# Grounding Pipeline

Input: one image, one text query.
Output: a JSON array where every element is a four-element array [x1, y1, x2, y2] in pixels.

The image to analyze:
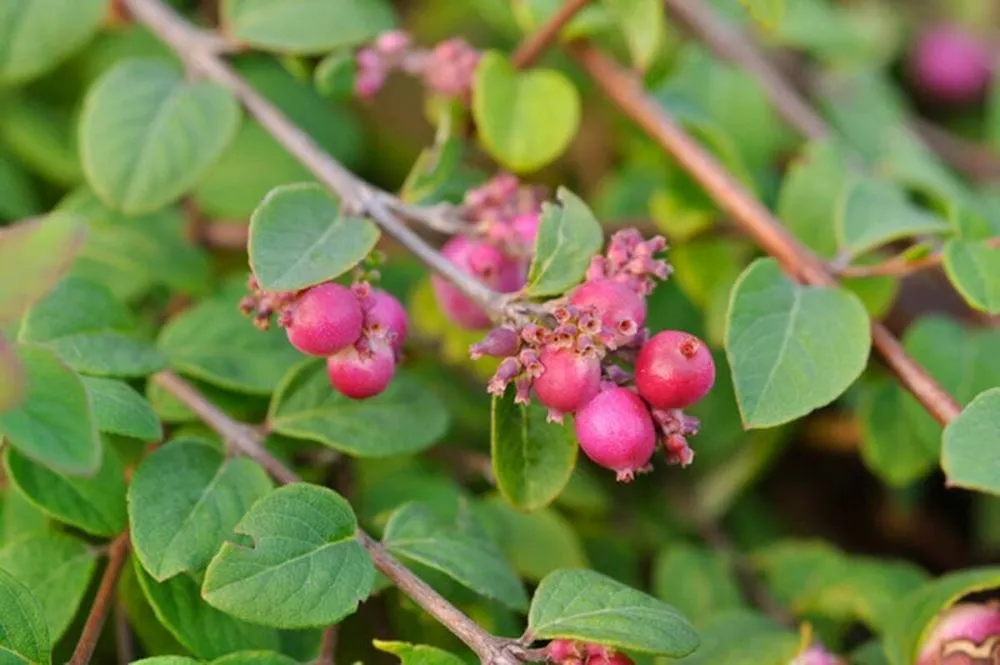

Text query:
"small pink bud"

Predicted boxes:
[[589, 653, 633, 665], [909, 26, 994, 105], [574, 386, 656, 482], [366, 289, 409, 353], [488, 357, 521, 396], [635, 331, 715, 410], [375, 30, 411, 56], [511, 212, 541, 247], [533, 348, 602, 415], [545, 640, 580, 662], [470, 327, 520, 359], [284, 283, 364, 357], [570, 279, 647, 346], [917, 602, 1000, 665], [327, 340, 396, 399]]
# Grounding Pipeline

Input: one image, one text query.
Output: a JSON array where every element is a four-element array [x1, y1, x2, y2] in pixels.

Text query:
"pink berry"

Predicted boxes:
[[589, 653, 633, 665], [284, 283, 363, 357], [570, 279, 646, 345], [635, 331, 715, 410], [533, 348, 601, 418], [545, 640, 580, 662], [792, 644, 844, 665], [431, 236, 525, 330], [909, 26, 994, 105], [511, 212, 541, 248], [327, 340, 396, 399], [574, 387, 656, 482], [917, 603, 1000, 665], [367, 289, 409, 353]]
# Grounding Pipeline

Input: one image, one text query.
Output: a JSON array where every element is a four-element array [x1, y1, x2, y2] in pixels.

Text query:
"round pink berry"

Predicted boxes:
[[545, 640, 580, 662], [533, 348, 601, 416], [431, 236, 525, 330], [917, 602, 1000, 665], [367, 289, 409, 353], [574, 387, 656, 482], [635, 331, 715, 410], [909, 25, 994, 105], [511, 212, 541, 248], [570, 279, 646, 345], [284, 283, 363, 357], [327, 340, 396, 400]]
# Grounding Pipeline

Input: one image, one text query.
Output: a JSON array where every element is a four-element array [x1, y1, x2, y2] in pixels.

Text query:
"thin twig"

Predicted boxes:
[[124, 0, 505, 317], [152, 371, 521, 665], [69, 534, 131, 665], [511, 0, 593, 69], [318, 625, 338, 665], [835, 236, 1000, 278], [114, 602, 135, 665], [569, 44, 963, 427]]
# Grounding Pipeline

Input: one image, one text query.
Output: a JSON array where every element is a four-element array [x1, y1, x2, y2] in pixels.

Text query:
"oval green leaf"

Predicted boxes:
[[0, 533, 97, 642], [858, 379, 935, 488], [383, 502, 528, 611], [82, 377, 163, 441], [0, 0, 105, 85], [0, 568, 50, 665], [942, 388, 1000, 494], [0, 337, 25, 416], [668, 609, 798, 665], [527, 568, 700, 656], [604, 0, 663, 71], [651, 544, 745, 628], [80, 58, 241, 215], [268, 360, 449, 457], [524, 188, 604, 298], [202, 483, 374, 628], [129, 438, 273, 581], [248, 183, 380, 292], [374, 641, 466, 665], [943, 239, 1000, 315], [725, 258, 871, 428], [4, 444, 126, 537], [472, 51, 581, 174], [222, 0, 396, 54], [0, 345, 101, 475], [490, 387, 577, 512]]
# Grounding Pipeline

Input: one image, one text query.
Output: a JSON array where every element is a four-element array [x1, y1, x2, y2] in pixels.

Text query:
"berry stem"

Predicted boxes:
[[152, 371, 522, 665], [69, 533, 131, 665]]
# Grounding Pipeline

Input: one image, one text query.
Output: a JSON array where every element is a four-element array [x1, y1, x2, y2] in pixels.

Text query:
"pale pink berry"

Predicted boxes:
[[909, 26, 994, 105], [635, 331, 715, 410], [533, 348, 601, 419], [917, 602, 1000, 665], [545, 640, 580, 662], [431, 236, 525, 330], [284, 283, 363, 357], [366, 289, 409, 353], [327, 340, 396, 399], [570, 279, 646, 345], [574, 387, 656, 482]]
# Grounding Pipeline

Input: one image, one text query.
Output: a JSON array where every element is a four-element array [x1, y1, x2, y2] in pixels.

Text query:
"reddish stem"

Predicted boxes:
[[69, 534, 131, 665]]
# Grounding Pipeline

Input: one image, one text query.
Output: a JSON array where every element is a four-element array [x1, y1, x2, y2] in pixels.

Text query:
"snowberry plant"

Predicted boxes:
[[2, 0, 1000, 664]]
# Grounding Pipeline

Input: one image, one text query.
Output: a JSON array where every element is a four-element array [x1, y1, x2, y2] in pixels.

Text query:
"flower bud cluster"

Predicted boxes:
[[354, 30, 481, 100], [545, 640, 633, 665]]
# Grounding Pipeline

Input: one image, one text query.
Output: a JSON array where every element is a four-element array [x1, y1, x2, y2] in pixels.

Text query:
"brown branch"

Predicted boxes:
[[114, 602, 135, 665], [69, 534, 131, 665], [152, 371, 522, 665], [511, 0, 593, 69], [318, 625, 338, 665], [569, 45, 963, 427], [124, 0, 507, 318], [836, 236, 1000, 278]]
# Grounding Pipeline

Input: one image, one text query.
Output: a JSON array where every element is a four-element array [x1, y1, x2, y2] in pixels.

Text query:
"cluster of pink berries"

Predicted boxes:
[[240, 278, 408, 400], [354, 30, 481, 100], [545, 640, 633, 665], [917, 602, 1000, 665]]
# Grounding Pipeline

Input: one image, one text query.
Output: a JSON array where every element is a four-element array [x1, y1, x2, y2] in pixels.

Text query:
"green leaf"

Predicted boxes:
[[268, 360, 449, 457], [604, 0, 663, 70], [132, 658, 199, 665], [858, 379, 935, 487], [18, 277, 132, 343], [739, 0, 784, 29], [374, 640, 466, 665], [883, 567, 1000, 665], [527, 569, 699, 656], [942, 388, 1000, 494], [0, 533, 97, 641], [4, 444, 126, 537], [0, 345, 100, 475], [942, 239, 1000, 315], [0, 151, 42, 221], [129, 438, 273, 581], [725, 259, 871, 428], [651, 544, 745, 628], [475, 496, 588, 582], [222, 0, 396, 54], [524, 188, 604, 298], [203, 483, 374, 628], [836, 178, 950, 260], [248, 183, 380, 292], [669, 609, 799, 665], [0, 568, 50, 665], [212, 653, 299, 665], [44, 331, 166, 378], [0, 214, 87, 326], [0, 337, 25, 416], [79, 58, 241, 215], [134, 560, 282, 660], [0, 487, 49, 546], [490, 387, 577, 511], [383, 502, 528, 611], [776, 140, 849, 259], [82, 377, 162, 441], [0, 96, 82, 187], [159, 297, 302, 395], [314, 51, 356, 100], [472, 51, 581, 173], [0, 0, 105, 85]]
